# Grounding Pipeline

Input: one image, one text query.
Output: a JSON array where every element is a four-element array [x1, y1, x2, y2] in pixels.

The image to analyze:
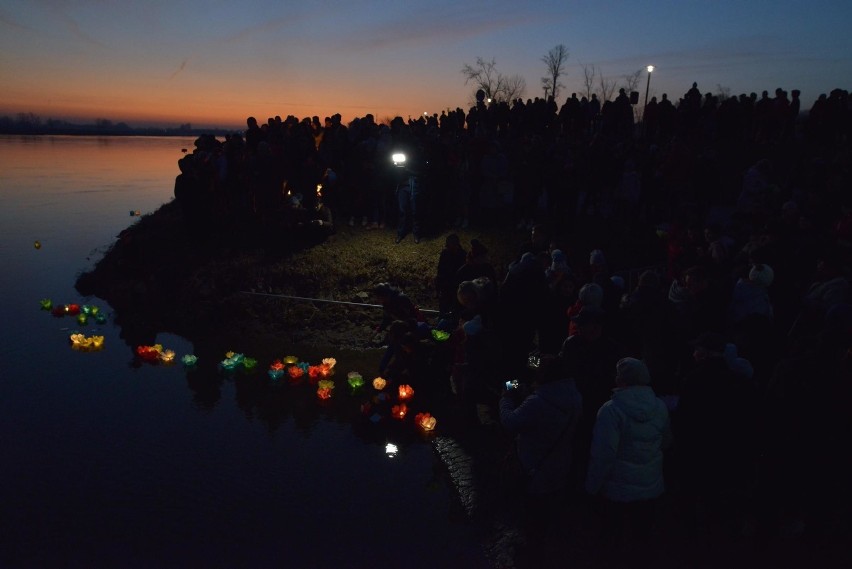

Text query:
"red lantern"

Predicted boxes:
[[308, 365, 322, 384], [269, 360, 285, 372], [398, 384, 415, 401], [391, 403, 408, 420], [66, 304, 80, 315], [317, 387, 332, 400]]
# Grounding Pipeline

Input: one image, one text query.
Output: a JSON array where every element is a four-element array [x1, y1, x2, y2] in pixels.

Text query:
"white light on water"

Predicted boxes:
[[385, 443, 399, 458]]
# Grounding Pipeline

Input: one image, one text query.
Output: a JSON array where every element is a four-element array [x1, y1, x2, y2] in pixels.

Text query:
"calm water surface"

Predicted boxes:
[[0, 136, 486, 568]]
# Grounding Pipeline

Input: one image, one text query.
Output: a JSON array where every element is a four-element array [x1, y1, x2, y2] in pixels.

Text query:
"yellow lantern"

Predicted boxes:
[[372, 376, 387, 390]]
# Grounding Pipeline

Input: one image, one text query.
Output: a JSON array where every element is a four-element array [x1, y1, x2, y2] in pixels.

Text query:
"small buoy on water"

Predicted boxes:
[[34, 240, 41, 249]]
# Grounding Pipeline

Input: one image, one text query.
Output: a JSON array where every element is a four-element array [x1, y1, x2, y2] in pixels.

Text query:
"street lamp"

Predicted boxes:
[[643, 65, 655, 110]]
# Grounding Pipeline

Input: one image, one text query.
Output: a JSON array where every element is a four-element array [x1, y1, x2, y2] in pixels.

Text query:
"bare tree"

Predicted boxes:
[[715, 83, 732, 101], [541, 44, 569, 100], [598, 72, 618, 102], [503, 74, 527, 102], [621, 69, 643, 96], [541, 77, 552, 98], [581, 64, 597, 100], [461, 57, 525, 103]]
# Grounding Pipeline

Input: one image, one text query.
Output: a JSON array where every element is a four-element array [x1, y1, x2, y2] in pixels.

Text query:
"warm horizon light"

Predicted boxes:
[[1, 0, 850, 129]]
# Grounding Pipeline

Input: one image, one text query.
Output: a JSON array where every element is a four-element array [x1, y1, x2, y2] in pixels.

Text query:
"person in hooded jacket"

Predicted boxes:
[[499, 354, 583, 562], [586, 357, 672, 560]]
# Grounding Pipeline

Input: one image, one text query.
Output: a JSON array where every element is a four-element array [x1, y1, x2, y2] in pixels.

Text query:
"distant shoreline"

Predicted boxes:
[[0, 127, 238, 137]]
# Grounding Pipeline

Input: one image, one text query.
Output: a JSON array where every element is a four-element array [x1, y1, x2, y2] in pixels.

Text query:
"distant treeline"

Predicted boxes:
[[0, 113, 238, 137]]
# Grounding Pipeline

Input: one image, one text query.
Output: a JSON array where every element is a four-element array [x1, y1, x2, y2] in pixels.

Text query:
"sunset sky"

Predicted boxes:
[[1, 0, 850, 129]]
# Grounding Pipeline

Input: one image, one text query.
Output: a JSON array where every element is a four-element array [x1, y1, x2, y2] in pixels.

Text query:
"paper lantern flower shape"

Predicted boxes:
[[317, 363, 332, 377], [415, 412, 437, 432], [181, 354, 198, 366], [391, 403, 408, 420], [136, 344, 163, 362], [347, 373, 365, 389], [220, 356, 239, 371], [94, 313, 107, 324], [34, 240, 41, 249], [317, 387, 333, 400], [40, 298, 53, 310], [158, 349, 176, 364], [70, 333, 104, 351], [76, 314, 88, 325], [224, 351, 244, 364], [431, 329, 450, 342], [288, 366, 305, 379], [322, 357, 337, 369], [308, 365, 323, 383], [398, 384, 415, 401], [66, 304, 80, 316], [372, 376, 387, 390], [242, 357, 258, 371], [282, 355, 299, 364], [268, 360, 285, 379], [317, 379, 335, 391]]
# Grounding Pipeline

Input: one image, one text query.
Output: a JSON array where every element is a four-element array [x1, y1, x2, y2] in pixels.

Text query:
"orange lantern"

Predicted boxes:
[[269, 360, 285, 372], [317, 387, 332, 400], [391, 403, 408, 420], [398, 384, 415, 401], [415, 412, 437, 432], [372, 376, 387, 390]]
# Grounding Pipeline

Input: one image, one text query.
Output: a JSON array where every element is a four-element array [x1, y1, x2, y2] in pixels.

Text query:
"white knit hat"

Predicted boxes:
[[748, 264, 774, 287]]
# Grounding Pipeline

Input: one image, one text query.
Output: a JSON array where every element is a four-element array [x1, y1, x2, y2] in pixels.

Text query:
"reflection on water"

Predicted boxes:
[[0, 136, 488, 568]]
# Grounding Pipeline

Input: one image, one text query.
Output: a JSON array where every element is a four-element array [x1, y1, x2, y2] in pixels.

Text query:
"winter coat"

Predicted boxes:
[[728, 278, 773, 324], [500, 378, 583, 494], [585, 386, 671, 502]]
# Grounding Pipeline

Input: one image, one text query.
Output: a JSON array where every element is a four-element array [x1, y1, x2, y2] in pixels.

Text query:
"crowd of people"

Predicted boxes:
[[172, 81, 851, 565]]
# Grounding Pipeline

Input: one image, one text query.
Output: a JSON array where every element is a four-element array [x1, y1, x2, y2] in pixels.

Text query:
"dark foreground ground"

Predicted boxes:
[[76, 203, 849, 569]]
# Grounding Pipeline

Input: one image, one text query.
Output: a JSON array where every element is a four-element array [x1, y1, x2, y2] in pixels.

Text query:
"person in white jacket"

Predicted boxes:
[[585, 357, 672, 555]]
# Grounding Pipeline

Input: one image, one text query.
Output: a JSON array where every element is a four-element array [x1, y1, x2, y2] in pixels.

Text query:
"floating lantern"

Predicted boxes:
[[317, 387, 333, 400], [70, 333, 104, 351], [94, 313, 107, 324], [181, 354, 198, 366], [431, 329, 450, 342], [69, 333, 85, 346], [137, 345, 162, 362], [297, 362, 309, 373], [89, 305, 100, 316], [317, 379, 335, 391], [34, 240, 41, 249], [282, 355, 299, 364], [308, 365, 323, 383], [415, 412, 437, 432], [288, 366, 304, 379], [322, 357, 337, 369], [269, 360, 285, 372], [398, 384, 415, 401], [40, 298, 52, 310], [66, 304, 80, 315], [242, 357, 258, 370], [91, 335, 104, 349], [391, 404, 408, 420], [159, 349, 176, 363], [268, 369, 284, 380], [372, 376, 387, 390], [220, 358, 238, 371], [347, 373, 365, 389], [81, 305, 93, 315], [76, 314, 88, 325], [318, 363, 332, 377]]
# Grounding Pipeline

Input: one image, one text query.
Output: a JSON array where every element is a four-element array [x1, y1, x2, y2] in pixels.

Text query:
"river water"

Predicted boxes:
[[0, 136, 488, 568]]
